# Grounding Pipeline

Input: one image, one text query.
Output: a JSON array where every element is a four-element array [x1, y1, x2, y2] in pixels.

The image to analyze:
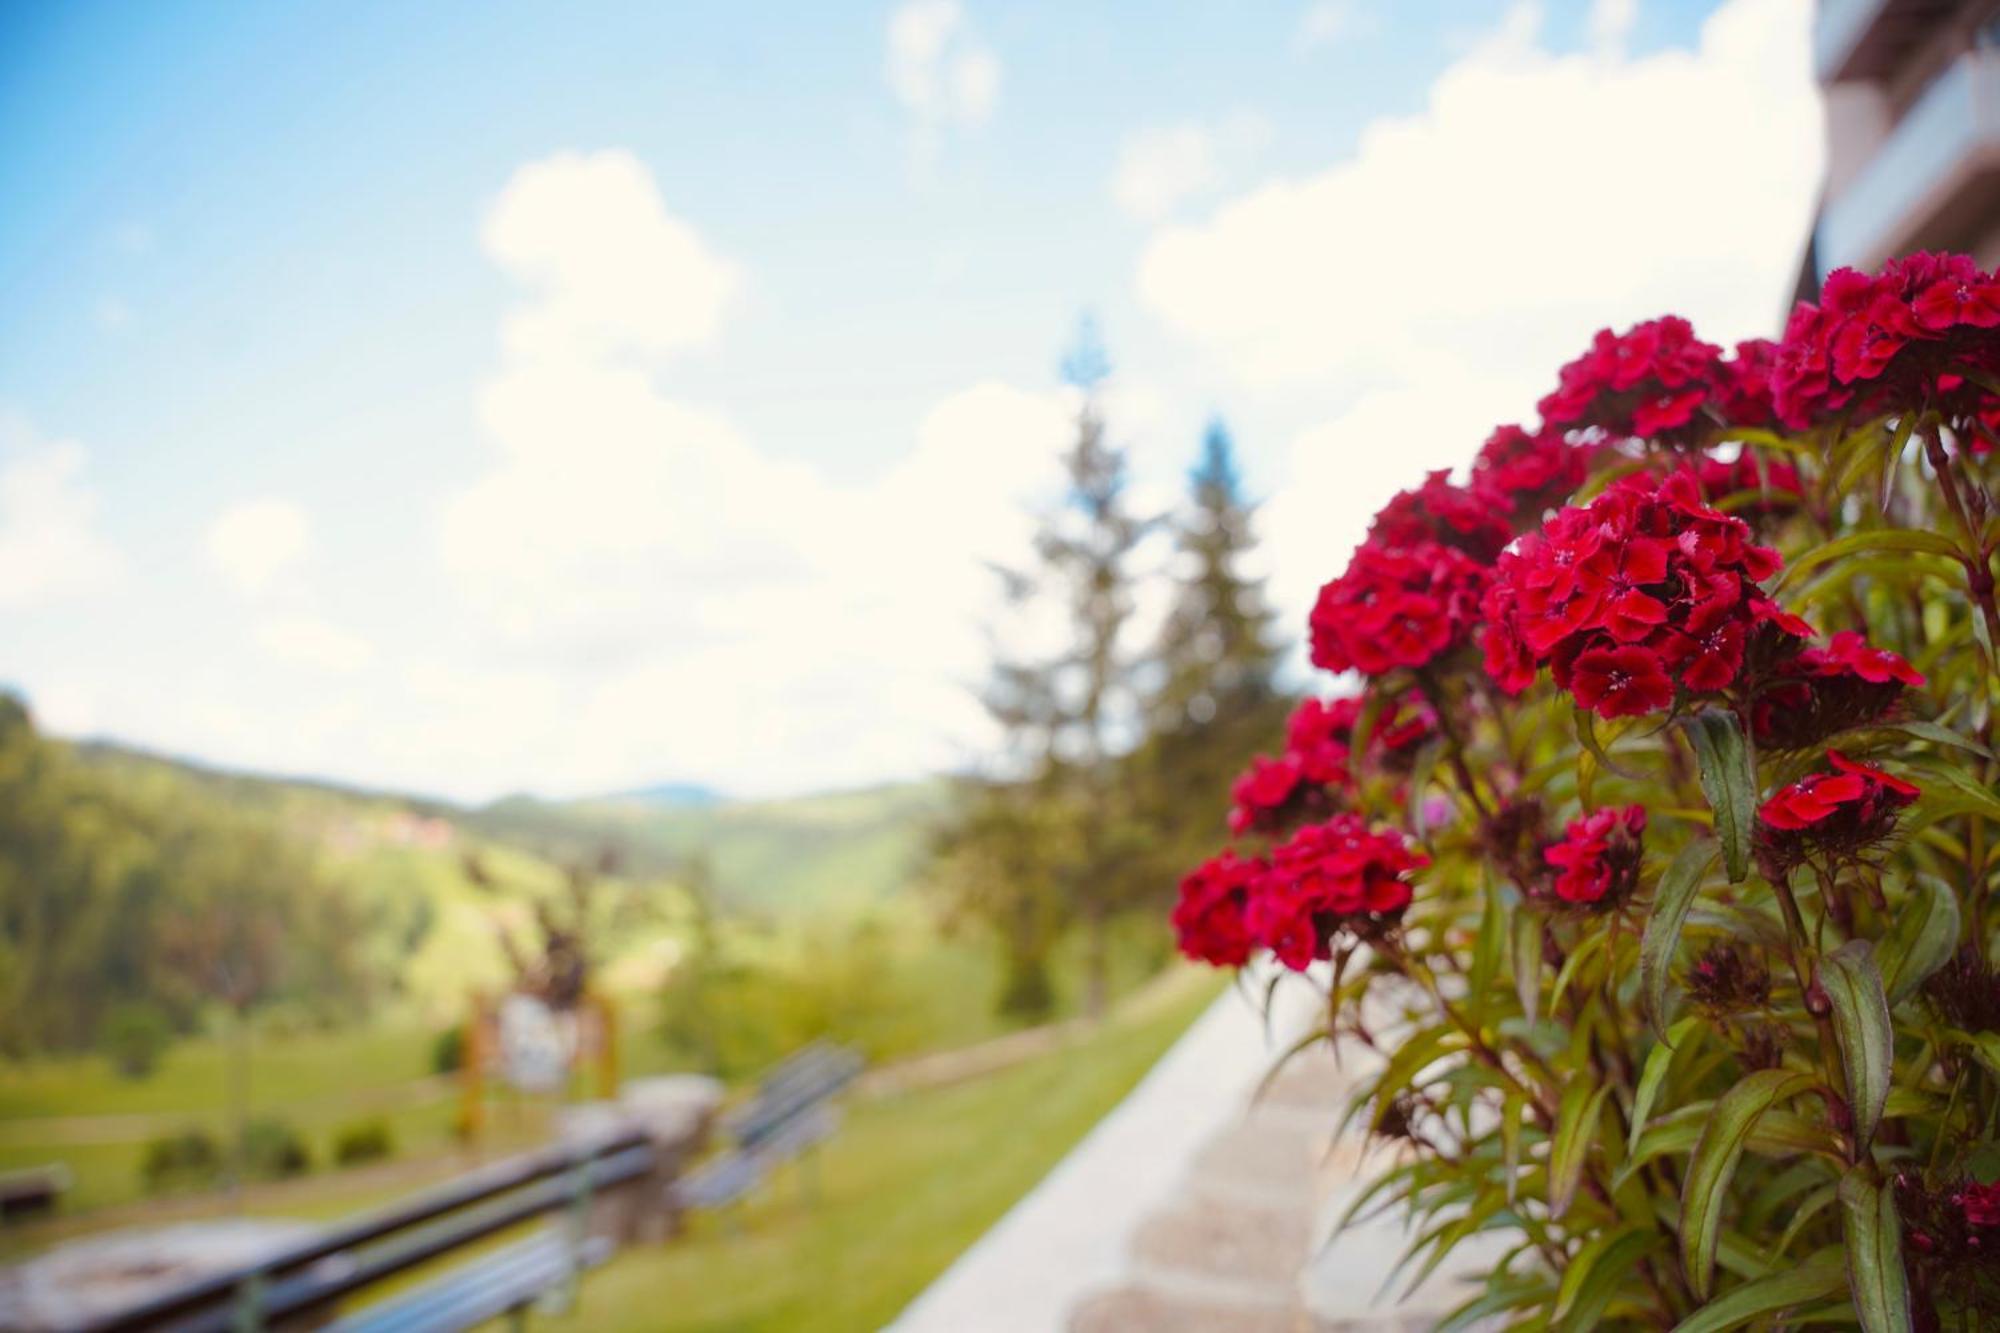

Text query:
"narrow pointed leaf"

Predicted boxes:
[[1820, 940, 1894, 1152], [1512, 910, 1543, 1028], [1681, 710, 1756, 883], [1641, 839, 1718, 1039], [1668, 1247, 1847, 1333], [1629, 1016, 1703, 1158], [1681, 1069, 1813, 1298], [1554, 1226, 1659, 1331], [1839, 1171, 1911, 1333], [1550, 1078, 1611, 1220], [1880, 875, 1961, 1007]]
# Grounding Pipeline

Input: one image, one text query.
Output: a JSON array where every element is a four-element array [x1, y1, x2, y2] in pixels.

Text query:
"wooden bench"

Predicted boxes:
[[671, 1041, 862, 1212], [330, 1227, 612, 1333], [0, 1163, 69, 1222]]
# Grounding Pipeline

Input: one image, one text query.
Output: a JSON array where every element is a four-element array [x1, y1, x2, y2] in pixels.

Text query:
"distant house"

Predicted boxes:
[[1808, 1, 2000, 283]]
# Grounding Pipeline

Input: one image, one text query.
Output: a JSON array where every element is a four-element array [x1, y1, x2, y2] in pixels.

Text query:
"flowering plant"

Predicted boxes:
[[1172, 252, 2000, 1330]]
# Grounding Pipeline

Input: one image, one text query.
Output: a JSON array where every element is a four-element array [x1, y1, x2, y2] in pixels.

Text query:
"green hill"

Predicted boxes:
[[470, 781, 947, 919]]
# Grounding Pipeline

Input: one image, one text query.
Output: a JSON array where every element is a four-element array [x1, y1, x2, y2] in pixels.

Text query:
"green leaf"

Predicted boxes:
[[1406, 736, 1447, 834], [1840, 1171, 1911, 1333], [1681, 1069, 1813, 1299], [1680, 710, 1756, 884], [1469, 872, 1505, 1005], [1641, 839, 1719, 1040], [1774, 527, 1965, 590], [1668, 1247, 1847, 1333], [1554, 1225, 1659, 1332], [1549, 1078, 1611, 1220], [1502, 1089, 1525, 1206], [1889, 718, 1997, 761], [1879, 874, 1961, 1007], [1819, 940, 1894, 1152], [1629, 1016, 1703, 1158], [1512, 910, 1543, 1028]]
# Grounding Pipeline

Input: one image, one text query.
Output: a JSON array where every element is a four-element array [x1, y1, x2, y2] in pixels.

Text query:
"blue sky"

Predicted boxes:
[[0, 0, 1821, 800]]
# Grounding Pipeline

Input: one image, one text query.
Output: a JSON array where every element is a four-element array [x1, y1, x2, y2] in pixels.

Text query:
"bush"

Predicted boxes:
[[141, 1127, 222, 1194], [1172, 253, 2000, 1328], [240, 1116, 311, 1181], [430, 1024, 465, 1075], [99, 1001, 174, 1080], [331, 1117, 394, 1167]]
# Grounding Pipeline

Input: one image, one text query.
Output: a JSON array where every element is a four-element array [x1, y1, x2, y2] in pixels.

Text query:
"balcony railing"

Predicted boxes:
[[1817, 44, 2000, 274]]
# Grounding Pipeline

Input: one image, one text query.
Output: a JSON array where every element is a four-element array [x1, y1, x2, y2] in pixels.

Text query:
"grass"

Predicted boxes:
[[561, 966, 1222, 1333], [0, 915, 1175, 1226]]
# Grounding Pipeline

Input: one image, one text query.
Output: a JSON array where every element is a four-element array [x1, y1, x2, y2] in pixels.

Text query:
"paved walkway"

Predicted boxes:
[[892, 970, 1508, 1332]]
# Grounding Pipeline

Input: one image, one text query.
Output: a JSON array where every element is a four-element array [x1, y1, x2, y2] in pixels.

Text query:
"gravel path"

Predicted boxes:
[[892, 968, 1511, 1332]]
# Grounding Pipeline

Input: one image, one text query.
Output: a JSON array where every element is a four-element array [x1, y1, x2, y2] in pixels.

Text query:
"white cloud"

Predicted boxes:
[[1137, 0, 1820, 636], [1590, 0, 1640, 57], [1295, 0, 1365, 51], [1140, 0, 1817, 390], [1110, 114, 1270, 223], [256, 616, 375, 674], [886, 0, 1001, 151], [427, 148, 1079, 796], [0, 417, 122, 608], [207, 498, 311, 596], [482, 150, 738, 364]]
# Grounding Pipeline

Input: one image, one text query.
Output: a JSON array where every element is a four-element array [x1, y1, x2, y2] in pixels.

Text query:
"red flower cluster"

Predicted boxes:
[[1285, 696, 1362, 782], [1227, 754, 1321, 836], [1754, 750, 1918, 878], [1171, 849, 1266, 968], [1481, 471, 1803, 717], [1895, 1170, 2000, 1318], [1538, 316, 1724, 445], [1367, 470, 1515, 563], [1773, 252, 2000, 428], [1472, 424, 1589, 521], [1249, 815, 1427, 969], [1310, 541, 1489, 678], [1541, 804, 1645, 906], [1713, 338, 1781, 428], [1752, 630, 1924, 750]]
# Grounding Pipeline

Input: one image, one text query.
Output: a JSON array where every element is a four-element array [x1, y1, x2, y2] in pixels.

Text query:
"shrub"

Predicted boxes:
[[140, 1127, 222, 1194], [1172, 252, 2000, 1329], [240, 1116, 311, 1181], [430, 1024, 465, 1076], [99, 1001, 174, 1080], [331, 1117, 394, 1167]]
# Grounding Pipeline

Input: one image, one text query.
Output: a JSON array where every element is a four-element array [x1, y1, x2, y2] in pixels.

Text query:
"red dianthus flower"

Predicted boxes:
[[1538, 316, 1724, 446], [1368, 470, 1515, 563], [1773, 252, 2000, 429], [1172, 850, 1266, 968], [1753, 750, 1918, 878], [1751, 630, 1924, 750], [1541, 804, 1646, 905], [1310, 540, 1490, 678], [1249, 815, 1427, 971], [1480, 471, 1803, 717]]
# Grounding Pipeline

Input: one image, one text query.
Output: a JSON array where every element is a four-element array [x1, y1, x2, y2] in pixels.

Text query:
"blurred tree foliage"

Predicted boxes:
[[0, 694, 375, 1059], [1131, 417, 1289, 879], [929, 332, 1287, 1021]]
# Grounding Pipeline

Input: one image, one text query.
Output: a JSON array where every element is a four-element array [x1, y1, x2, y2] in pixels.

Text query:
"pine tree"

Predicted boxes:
[[1135, 417, 1290, 877], [929, 318, 1157, 1021]]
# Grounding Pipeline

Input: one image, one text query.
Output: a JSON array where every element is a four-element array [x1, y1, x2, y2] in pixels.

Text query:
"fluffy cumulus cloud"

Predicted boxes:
[[886, 0, 1000, 149], [0, 416, 122, 608], [1136, 0, 1821, 619], [206, 497, 311, 596], [428, 150, 1074, 797], [256, 616, 375, 674], [481, 150, 738, 364], [1110, 114, 1270, 223]]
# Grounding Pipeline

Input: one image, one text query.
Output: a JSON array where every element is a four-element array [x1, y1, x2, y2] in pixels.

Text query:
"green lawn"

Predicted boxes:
[[561, 966, 1221, 1333]]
